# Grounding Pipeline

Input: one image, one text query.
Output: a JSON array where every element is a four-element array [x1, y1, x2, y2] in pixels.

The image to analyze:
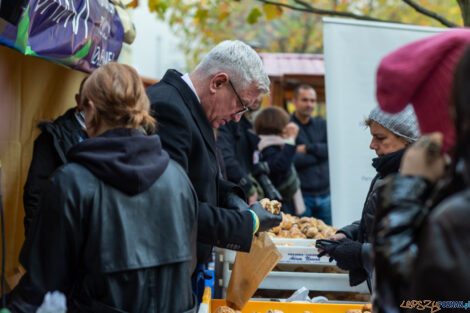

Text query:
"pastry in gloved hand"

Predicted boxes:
[[249, 201, 282, 233], [316, 238, 363, 271], [259, 198, 282, 214]]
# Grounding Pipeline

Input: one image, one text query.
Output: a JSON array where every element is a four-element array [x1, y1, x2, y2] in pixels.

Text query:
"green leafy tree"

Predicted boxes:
[[147, 0, 463, 67]]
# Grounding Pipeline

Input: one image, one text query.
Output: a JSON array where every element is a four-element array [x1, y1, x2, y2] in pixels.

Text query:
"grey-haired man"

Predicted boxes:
[[147, 40, 282, 301]]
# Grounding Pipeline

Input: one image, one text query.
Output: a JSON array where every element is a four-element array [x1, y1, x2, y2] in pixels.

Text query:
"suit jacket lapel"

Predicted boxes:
[[162, 70, 217, 157]]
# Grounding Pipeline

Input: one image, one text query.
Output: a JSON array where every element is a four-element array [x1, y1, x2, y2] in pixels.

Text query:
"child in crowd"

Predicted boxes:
[[254, 107, 306, 215]]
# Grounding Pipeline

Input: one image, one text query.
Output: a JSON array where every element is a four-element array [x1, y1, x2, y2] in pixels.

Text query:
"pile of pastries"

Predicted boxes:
[[258, 198, 336, 239], [267, 213, 337, 239]]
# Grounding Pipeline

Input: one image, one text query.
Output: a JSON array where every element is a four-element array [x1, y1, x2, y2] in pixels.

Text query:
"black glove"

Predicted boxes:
[[316, 238, 363, 271], [316, 239, 339, 262], [225, 193, 249, 211], [250, 201, 282, 233], [251, 162, 270, 176]]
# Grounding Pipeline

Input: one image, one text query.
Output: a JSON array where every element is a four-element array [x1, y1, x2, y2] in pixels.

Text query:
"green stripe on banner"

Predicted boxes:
[[57, 38, 92, 65], [15, 5, 30, 52], [25, 45, 38, 56]]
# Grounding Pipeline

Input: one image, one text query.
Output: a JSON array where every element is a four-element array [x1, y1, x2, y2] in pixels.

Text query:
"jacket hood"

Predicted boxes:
[[67, 128, 169, 195]]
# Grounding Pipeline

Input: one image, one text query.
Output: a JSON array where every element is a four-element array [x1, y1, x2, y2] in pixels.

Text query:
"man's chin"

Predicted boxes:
[[249, 105, 261, 112], [212, 120, 225, 128]]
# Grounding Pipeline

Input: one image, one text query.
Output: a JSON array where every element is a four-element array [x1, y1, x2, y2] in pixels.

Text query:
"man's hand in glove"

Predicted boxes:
[[249, 202, 282, 234], [317, 238, 363, 271]]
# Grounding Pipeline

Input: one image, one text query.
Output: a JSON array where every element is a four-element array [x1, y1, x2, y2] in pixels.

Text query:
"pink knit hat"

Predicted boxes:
[[376, 29, 470, 152]]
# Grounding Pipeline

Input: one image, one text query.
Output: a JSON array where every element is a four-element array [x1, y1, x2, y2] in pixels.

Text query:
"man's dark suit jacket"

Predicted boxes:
[[147, 69, 253, 265]]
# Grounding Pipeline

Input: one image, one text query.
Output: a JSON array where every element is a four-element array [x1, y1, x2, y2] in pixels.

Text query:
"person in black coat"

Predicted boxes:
[[23, 78, 88, 239], [318, 105, 419, 290], [7, 62, 198, 313], [146, 40, 282, 301], [216, 97, 262, 205]]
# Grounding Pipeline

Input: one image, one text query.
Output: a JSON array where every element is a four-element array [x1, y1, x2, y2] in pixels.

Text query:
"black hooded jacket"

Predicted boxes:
[[8, 128, 198, 313], [337, 149, 404, 286]]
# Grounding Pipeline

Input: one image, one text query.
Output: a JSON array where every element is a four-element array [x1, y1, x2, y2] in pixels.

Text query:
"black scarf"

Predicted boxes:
[[372, 148, 406, 179]]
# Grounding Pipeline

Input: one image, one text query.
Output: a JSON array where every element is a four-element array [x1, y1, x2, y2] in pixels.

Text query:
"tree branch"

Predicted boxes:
[[401, 0, 458, 27], [295, 0, 385, 21], [255, 0, 460, 28], [255, 0, 316, 13], [255, 0, 390, 23]]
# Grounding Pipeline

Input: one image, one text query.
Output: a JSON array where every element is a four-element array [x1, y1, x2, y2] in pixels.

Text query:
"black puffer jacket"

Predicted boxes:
[[338, 149, 404, 286], [23, 107, 87, 239], [374, 164, 470, 312], [8, 128, 198, 313]]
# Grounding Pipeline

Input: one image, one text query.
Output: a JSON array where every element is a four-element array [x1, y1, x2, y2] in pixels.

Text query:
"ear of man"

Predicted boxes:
[[75, 94, 81, 107], [209, 73, 229, 93]]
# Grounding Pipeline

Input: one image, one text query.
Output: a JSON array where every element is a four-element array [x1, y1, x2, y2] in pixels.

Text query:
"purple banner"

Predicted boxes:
[[0, 0, 124, 72]]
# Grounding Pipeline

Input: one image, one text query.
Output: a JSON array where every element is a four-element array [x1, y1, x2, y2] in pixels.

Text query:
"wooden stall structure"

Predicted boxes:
[[259, 53, 325, 115], [0, 45, 88, 288]]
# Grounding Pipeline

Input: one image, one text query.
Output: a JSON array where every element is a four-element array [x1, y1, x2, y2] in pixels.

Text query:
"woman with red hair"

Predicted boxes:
[[7, 62, 198, 313]]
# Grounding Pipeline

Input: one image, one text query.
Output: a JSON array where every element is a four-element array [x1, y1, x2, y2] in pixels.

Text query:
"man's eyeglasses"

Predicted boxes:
[[229, 80, 249, 115]]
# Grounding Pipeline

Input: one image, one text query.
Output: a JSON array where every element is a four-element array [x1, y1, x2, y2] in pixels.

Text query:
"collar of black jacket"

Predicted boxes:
[[161, 69, 218, 156], [38, 107, 88, 163], [291, 113, 313, 126], [67, 128, 170, 195], [372, 148, 405, 178], [162, 69, 201, 106]]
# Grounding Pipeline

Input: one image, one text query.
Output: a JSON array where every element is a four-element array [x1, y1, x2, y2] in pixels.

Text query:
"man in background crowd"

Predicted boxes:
[[291, 84, 331, 224]]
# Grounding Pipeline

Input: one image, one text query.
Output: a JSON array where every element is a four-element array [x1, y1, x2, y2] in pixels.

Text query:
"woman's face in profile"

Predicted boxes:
[[369, 121, 408, 157]]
